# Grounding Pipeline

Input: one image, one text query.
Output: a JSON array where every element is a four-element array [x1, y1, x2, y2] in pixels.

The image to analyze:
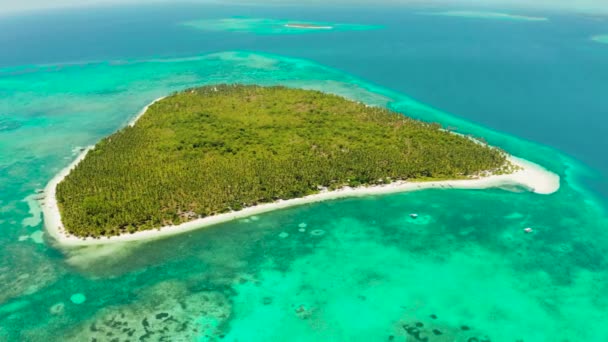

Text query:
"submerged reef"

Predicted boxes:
[[64, 281, 231, 341], [399, 319, 494, 341], [0, 245, 61, 304]]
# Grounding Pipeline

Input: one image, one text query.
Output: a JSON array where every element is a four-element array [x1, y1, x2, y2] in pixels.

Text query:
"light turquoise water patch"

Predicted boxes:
[[20, 195, 42, 228], [420, 11, 548, 22], [29, 230, 44, 244], [592, 34, 608, 44], [1, 51, 607, 340], [181, 17, 382, 35], [0, 299, 29, 314], [504, 212, 525, 220], [62, 281, 231, 340], [69, 293, 86, 304]]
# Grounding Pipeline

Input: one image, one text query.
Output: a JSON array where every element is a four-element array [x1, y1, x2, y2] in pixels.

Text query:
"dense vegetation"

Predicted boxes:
[[56, 85, 509, 237]]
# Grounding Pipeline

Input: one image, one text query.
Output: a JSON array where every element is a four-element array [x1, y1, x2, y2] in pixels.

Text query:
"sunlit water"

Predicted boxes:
[[1, 4, 607, 341]]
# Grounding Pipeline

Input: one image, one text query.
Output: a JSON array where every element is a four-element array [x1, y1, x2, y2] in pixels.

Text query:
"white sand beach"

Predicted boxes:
[[42, 99, 560, 247], [128, 96, 166, 126]]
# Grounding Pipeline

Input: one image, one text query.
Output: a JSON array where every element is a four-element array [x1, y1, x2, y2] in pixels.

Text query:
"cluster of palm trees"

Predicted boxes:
[[56, 85, 508, 237]]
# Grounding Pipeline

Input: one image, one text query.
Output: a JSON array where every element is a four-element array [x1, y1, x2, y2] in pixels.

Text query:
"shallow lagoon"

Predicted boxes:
[[1, 4, 608, 341]]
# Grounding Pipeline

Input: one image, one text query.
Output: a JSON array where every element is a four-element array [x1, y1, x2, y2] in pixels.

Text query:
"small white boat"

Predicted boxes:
[[410, 213, 418, 219]]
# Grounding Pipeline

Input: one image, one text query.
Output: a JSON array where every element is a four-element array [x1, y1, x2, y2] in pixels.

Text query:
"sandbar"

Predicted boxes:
[[421, 11, 548, 22], [284, 24, 333, 30]]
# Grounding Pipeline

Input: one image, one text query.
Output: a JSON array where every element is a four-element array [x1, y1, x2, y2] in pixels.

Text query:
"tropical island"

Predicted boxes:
[[43, 85, 559, 245]]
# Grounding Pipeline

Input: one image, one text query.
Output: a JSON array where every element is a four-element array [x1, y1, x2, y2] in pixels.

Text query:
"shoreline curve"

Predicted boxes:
[[42, 97, 561, 247]]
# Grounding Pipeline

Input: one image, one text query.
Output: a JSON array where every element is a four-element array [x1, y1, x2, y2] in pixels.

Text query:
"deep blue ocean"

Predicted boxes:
[[1, 3, 608, 340]]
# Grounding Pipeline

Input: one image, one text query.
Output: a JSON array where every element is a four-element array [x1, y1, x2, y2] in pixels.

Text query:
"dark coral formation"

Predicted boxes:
[[65, 282, 231, 341], [400, 319, 493, 342]]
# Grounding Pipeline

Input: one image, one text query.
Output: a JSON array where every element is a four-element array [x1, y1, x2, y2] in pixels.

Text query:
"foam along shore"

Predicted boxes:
[[42, 100, 560, 247], [128, 96, 166, 126]]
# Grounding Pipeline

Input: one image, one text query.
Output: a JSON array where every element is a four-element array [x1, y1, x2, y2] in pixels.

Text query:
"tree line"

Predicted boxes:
[[56, 85, 509, 237]]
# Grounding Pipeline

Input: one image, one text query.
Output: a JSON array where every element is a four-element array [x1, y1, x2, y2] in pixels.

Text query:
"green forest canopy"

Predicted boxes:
[[56, 85, 510, 237]]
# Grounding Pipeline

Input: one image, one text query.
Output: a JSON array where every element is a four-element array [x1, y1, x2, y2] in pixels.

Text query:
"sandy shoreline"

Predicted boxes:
[[42, 99, 560, 247], [128, 96, 166, 126]]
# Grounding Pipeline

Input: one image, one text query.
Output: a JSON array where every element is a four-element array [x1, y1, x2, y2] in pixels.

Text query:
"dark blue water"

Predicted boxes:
[[2, 4, 606, 203]]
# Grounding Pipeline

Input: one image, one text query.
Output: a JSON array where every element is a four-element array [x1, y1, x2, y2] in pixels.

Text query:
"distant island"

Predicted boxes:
[[284, 23, 333, 29], [420, 11, 548, 22], [44, 85, 559, 245], [181, 17, 382, 35]]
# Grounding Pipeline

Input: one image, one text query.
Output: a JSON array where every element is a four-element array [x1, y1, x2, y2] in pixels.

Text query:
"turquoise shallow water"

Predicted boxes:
[[1, 51, 607, 341], [419, 11, 548, 21], [1, 4, 608, 341]]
